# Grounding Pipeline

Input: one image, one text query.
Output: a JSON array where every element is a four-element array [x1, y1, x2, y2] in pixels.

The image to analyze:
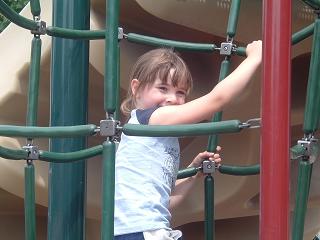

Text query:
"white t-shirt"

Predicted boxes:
[[114, 108, 180, 236]]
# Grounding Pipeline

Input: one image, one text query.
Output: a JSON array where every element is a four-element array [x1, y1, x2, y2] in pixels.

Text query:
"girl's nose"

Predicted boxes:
[[166, 94, 178, 104]]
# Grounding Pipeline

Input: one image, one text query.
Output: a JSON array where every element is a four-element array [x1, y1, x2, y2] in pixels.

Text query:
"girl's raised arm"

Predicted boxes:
[[149, 40, 262, 125]]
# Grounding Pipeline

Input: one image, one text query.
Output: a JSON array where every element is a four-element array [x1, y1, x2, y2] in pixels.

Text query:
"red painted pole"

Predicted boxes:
[[260, 1, 291, 240]]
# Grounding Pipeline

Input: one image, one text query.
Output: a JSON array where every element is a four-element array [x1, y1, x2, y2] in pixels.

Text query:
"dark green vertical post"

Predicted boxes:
[[292, 160, 313, 240], [105, 0, 120, 114], [205, 175, 214, 240], [101, 141, 116, 240], [48, 0, 90, 239], [25, 31, 42, 240], [25, 164, 36, 240], [227, 0, 241, 38], [303, 19, 320, 134], [207, 59, 230, 151]]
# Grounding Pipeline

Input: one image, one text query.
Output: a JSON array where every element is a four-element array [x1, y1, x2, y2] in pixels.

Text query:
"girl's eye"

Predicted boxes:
[[177, 91, 186, 97], [158, 86, 168, 92]]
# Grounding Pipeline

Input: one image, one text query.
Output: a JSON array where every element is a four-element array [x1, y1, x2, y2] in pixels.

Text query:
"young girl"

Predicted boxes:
[[114, 41, 262, 240]]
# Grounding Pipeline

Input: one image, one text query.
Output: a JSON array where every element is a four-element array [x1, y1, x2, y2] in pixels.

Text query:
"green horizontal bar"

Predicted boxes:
[[46, 26, 105, 39], [0, 0, 37, 30], [39, 145, 103, 163], [234, 46, 246, 57], [292, 23, 314, 45], [0, 145, 28, 160], [126, 33, 217, 52], [177, 167, 199, 179], [0, 124, 97, 138], [218, 164, 260, 175], [123, 120, 241, 137]]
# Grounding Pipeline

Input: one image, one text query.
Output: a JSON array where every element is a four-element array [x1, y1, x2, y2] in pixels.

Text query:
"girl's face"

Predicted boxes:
[[132, 69, 187, 109]]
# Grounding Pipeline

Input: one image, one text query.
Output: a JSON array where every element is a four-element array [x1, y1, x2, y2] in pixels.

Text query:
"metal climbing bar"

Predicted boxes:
[[27, 37, 41, 126], [0, 145, 28, 159], [30, 0, 41, 17], [261, 0, 291, 239], [0, 144, 103, 162], [126, 33, 217, 52], [46, 27, 105, 39], [39, 145, 103, 163], [123, 120, 242, 137], [207, 59, 231, 152], [0, 0, 37, 30], [25, 164, 36, 240], [226, 0, 241, 38], [177, 167, 199, 179], [205, 176, 214, 240], [219, 164, 260, 175], [303, 19, 320, 134], [292, 23, 314, 45], [0, 124, 96, 138], [105, 0, 120, 114], [101, 141, 116, 240], [292, 161, 313, 240]]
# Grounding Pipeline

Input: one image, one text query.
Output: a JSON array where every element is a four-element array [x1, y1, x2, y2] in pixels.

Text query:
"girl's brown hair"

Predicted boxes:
[[121, 48, 193, 116]]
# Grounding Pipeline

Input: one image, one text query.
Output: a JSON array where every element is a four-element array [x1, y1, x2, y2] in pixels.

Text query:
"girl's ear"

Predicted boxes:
[[131, 79, 140, 96]]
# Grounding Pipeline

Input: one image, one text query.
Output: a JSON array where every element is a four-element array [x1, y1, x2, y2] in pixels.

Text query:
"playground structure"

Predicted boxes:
[[0, 0, 320, 239]]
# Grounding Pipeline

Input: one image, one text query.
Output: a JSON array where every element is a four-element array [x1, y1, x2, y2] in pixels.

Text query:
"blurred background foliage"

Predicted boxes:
[[0, 0, 29, 32]]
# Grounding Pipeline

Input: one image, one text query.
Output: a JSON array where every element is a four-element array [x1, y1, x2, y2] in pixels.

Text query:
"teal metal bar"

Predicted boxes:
[[39, 145, 103, 163], [205, 175, 214, 240], [235, 46, 246, 56], [48, 0, 90, 238], [25, 163, 36, 240], [177, 167, 199, 179], [123, 120, 241, 137], [101, 141, 116, 240], [207, 59, 231, 152], [0, 145, 28, 159], [218, 164, 260, 175], [0, 124, 96, 138], [226, 0, 241, 38], [27, 37, 42, 126], [303, 19, 320, 134], [105, 0, 120, 114], [292, 160, 313, 240], [46, 26, 105, 39], [292, 23, 314, 45], [0, 0, 37, 30], [30, 0, 41, 17], [126, 33, 217, 52]]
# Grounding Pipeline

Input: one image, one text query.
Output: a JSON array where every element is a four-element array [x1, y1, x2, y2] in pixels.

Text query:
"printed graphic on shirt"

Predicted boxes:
[[162, 147, 180, 189]]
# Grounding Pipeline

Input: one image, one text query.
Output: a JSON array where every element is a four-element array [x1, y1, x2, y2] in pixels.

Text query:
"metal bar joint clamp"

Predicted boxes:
[[297, 136, 319, 163]]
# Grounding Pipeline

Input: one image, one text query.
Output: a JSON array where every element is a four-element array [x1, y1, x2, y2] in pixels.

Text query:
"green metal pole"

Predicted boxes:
[[27, 37, 41, 127], [48, 0, 90, 239], [101, 141, 116, 240], [207, 59, 231, 152], [105, 0, 120, 114], [292, 160, 313, 240], [227, 0, 241, 38], [303, 19, 320, 134], [205, 175, 214, 240], [25, 29, 42, 240], [25, 163, 36, 240]]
